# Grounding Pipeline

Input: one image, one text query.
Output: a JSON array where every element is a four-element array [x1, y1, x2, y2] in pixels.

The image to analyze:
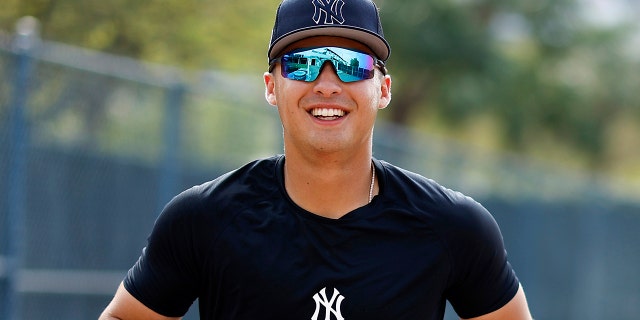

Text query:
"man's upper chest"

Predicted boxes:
[[200, 209, 450, 319]]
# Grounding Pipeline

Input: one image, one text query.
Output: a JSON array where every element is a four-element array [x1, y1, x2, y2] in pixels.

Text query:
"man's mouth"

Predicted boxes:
[[311, 108, 346, 120]]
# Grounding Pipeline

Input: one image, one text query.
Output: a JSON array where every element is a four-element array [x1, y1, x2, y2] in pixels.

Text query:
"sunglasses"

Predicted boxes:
[[269, 46, 386, 83]]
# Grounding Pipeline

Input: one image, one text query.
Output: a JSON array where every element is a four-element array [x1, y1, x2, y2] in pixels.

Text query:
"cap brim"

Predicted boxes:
[[268, 26, 390, 61]]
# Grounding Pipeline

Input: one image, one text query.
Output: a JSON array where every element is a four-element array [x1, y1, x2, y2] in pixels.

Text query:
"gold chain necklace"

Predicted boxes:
[[368, 161, 375, 203]]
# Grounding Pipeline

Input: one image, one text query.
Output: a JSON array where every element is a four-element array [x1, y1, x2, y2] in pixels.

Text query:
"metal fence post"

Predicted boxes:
[[3, 16, 39, 320], [158, 82, 185, 214]]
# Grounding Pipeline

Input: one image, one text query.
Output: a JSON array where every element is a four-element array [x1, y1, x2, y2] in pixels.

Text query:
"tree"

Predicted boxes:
[[3, 0, 639, 169], [378, 0, 640, 168], [1, 0, 281, 71]]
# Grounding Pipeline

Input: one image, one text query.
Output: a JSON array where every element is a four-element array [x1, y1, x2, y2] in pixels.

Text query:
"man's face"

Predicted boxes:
[[264, 36, 392, 157]]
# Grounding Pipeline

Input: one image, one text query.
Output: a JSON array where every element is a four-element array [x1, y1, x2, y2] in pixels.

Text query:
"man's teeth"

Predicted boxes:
[[311, 108, 345, 117]]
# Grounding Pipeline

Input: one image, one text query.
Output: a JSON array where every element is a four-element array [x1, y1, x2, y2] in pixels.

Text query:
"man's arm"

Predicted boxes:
[[99, 282, 182, 320], [463, 284, 532, 320]]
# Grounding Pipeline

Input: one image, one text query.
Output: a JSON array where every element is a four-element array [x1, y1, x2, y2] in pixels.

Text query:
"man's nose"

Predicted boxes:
[[313, 61, 342, 95], [316, 61, 341, 81]]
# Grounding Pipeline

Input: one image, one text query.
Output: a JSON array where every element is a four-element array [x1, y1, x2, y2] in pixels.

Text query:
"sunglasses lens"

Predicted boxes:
[[280, 47, 377, 83]]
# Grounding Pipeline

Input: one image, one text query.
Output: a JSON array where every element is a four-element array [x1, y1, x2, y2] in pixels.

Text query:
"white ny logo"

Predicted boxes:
[[311, 0, 346, 25], [311, 287, 345, 320]]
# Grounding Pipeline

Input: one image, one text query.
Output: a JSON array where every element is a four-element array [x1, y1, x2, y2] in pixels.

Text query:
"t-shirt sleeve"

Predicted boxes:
[[442, 195, 520, 319], [123, 188, 203, 317]]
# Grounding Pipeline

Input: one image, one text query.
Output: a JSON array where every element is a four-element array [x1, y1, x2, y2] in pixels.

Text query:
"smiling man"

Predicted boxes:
[[100, 0, 533, 319]]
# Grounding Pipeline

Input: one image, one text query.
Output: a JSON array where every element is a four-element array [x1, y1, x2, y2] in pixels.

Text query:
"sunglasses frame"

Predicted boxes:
[[269, 46, 387, 83]]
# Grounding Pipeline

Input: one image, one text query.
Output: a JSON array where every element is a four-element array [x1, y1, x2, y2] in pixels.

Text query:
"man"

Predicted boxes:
[[100, 0, 532, 319]]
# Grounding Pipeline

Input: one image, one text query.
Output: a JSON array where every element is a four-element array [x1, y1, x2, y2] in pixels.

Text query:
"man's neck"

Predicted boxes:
[[283, 151, 377, 219]]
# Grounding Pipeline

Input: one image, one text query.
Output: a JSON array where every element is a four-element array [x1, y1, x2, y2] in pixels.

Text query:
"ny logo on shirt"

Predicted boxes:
[[311, 287, 345, 320], [311, 0, 346, 25]]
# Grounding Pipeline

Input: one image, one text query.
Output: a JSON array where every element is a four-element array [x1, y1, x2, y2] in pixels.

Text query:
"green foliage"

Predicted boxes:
[[378, 0, 640, 169], [2, 0, 639, 171], [1, 0, 281, 70]]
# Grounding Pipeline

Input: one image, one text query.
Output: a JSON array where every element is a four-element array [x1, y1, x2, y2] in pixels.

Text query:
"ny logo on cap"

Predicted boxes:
[[312, 0, 345, 25]]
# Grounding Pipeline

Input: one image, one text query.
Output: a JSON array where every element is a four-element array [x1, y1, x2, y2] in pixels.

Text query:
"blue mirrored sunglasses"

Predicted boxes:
[[269, 46, 386, 83]]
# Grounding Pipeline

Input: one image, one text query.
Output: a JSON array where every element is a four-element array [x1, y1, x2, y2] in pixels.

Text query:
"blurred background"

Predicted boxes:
[[1, 0, 639, 319]]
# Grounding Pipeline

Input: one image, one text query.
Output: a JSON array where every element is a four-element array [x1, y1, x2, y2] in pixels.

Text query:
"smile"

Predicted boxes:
[[311, 108, 346, 120]]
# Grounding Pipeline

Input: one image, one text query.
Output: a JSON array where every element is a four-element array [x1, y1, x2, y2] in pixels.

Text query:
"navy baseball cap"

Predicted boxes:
[[268, 0, 391, 62]]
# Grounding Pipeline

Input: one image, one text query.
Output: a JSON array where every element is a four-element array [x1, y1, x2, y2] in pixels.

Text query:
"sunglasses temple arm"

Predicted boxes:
[[376, 60, 387, 75]]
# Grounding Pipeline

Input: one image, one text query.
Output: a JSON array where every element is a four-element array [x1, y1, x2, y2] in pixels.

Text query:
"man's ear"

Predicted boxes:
[[264, 72, 277, 106], [378, 74, 392, 109]]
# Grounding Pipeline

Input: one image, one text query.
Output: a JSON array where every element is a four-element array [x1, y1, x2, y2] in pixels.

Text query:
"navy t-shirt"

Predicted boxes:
[[124, 155, 519, 319]]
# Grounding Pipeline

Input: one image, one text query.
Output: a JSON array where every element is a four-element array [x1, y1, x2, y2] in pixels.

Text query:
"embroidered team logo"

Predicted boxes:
[[312, 0, 346, 25], [311, 287, 345, 320]]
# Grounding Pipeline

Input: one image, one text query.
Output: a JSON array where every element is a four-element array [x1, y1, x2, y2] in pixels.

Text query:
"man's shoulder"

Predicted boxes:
[[159, 156, 282, 222], [379, 160, 493, 232], [185, 155, 281, 197], [379, 160, 478, 208]]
